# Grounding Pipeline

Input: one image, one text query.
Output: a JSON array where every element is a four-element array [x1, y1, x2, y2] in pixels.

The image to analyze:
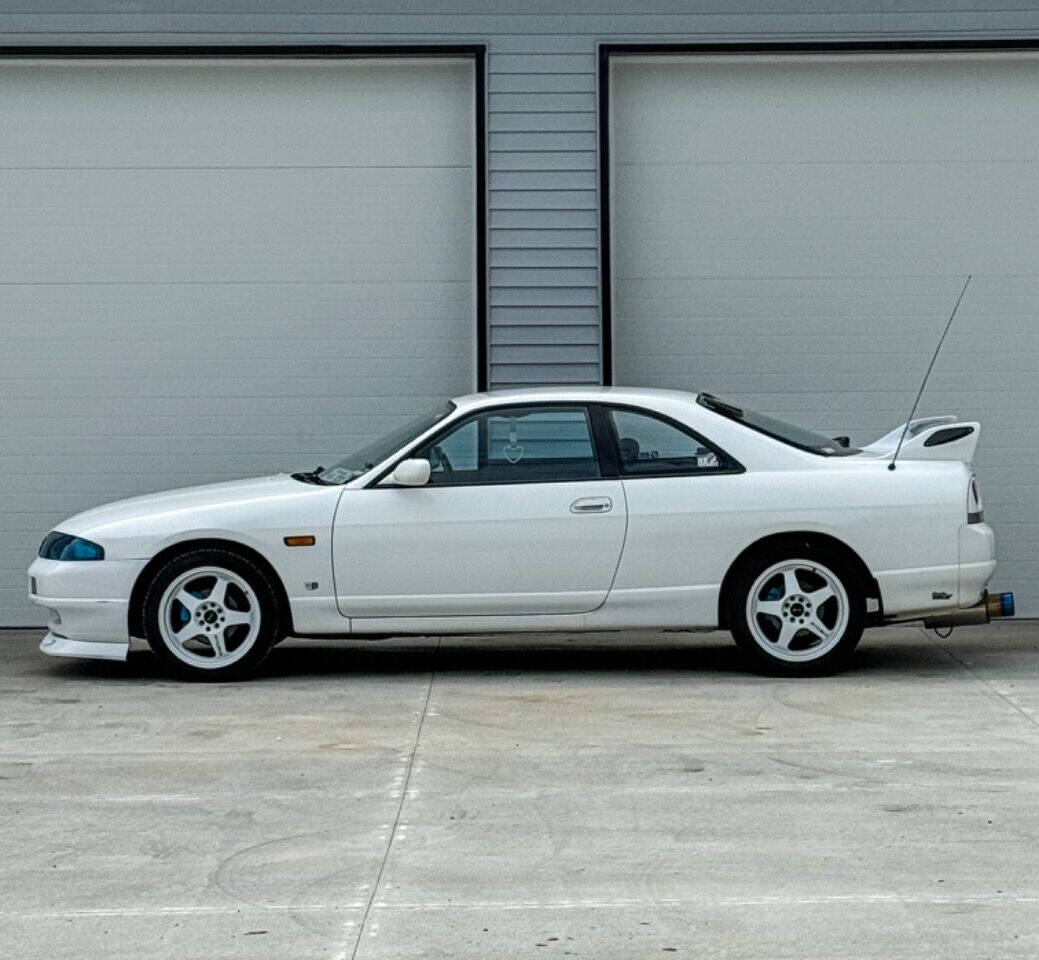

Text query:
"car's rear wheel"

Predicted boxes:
[[142, 548, 278, 681], [727, 544, 865, 676]]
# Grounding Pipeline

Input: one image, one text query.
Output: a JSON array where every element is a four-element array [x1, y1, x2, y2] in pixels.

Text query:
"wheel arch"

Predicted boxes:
[[717, 531, 882, 629], [128, 537, 294, 640]]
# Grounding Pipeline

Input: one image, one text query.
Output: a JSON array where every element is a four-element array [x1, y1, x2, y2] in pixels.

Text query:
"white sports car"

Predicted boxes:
[[28, 387, 1012, 680]]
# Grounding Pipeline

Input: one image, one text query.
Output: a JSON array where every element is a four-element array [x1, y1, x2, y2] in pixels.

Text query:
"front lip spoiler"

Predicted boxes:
[[39, 633, 128, 662]]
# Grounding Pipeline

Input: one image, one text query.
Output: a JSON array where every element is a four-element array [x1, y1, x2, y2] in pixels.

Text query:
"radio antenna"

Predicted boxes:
[[888, 274, 972, 471]]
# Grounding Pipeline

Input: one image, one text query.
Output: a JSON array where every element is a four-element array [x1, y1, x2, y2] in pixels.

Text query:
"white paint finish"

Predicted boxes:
[[29, 597, 131, 645], [333, 480, 626, 616], [26, 387, 998, 659], [612, 450, 975, 624], [609, 51, 1039, 613], [53, 473, 342, 562], [959, 522, 998, 608], [859, 416, 980, 463], [38, 633, 129, 661], [0, 57, 476, 625], [28, 556, 143, 601], [28, 556, 142, 642], [27, 472, 344, 638]]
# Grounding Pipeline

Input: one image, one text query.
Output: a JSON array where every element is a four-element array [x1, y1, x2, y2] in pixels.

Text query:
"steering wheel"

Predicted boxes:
[[430, 444, 454, 478]]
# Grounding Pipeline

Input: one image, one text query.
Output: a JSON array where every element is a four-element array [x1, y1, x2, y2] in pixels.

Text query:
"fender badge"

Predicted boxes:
[[284, 535, 316, 547], [931, 591, 952, 600]]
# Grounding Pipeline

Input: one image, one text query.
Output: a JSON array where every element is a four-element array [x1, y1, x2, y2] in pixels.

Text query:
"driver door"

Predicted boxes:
[[332, 404, 626, 618]]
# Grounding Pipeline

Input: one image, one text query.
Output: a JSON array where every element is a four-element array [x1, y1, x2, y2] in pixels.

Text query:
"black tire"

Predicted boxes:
[[726, 541, 866, 676], [141, 547, 280, 681]]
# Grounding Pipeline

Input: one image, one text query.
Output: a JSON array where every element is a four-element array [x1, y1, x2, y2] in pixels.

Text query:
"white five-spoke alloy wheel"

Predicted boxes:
[[142, 547, 280, 680], [158, 565, 261, 669], [745, 559, 850, 662], [727, 542, 865, 675]]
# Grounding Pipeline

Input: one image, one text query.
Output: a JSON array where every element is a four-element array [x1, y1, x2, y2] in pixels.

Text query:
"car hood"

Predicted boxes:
[[58, 473, 342, 556]]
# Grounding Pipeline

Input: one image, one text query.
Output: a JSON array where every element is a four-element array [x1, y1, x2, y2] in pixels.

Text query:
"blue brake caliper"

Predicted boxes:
[[178, 589, 206, 624]]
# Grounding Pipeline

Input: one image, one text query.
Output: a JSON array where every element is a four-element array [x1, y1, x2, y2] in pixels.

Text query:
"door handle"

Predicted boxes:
[[570, 497, 612, 514]]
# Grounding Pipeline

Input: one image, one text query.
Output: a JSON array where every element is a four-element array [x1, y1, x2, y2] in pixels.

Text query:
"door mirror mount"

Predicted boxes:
[[386, 458, 431, 487]]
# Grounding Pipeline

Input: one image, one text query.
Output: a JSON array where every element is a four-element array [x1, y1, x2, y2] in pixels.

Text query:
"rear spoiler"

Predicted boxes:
[[859, 416, 980, 463]]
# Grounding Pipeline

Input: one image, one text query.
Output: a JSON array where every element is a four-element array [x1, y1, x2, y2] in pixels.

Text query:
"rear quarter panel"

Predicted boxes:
[[607, 456, 968, 625]]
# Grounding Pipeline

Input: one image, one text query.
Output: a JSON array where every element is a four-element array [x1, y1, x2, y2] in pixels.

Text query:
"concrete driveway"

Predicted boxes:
[[1, 623, 1037, 959]]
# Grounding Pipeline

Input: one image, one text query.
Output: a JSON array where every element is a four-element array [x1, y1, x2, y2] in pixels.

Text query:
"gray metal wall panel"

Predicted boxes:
[[3, 7, 1039, 385]]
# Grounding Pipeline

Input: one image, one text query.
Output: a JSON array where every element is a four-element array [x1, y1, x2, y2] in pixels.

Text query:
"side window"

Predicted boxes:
[[415, 406, 601, 485], [432, 418, 478, 473], [610, 408, 733, 476]]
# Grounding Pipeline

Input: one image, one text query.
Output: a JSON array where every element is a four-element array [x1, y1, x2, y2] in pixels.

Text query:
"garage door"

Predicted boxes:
[[0, 57, 477, 626], [609, 51, 1039, 614]]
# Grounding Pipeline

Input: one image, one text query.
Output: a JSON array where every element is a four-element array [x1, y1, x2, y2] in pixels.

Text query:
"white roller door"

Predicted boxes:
[[1, 57, 477, 625], [610, 52, 1039, 613]]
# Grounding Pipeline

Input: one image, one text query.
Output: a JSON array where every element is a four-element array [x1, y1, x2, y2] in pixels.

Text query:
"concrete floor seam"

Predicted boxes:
[[344, 637, 440, 960], [927, 630, 1039, 733]]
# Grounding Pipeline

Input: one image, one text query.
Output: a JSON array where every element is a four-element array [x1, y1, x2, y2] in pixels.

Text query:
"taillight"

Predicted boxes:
[[967, 473, 984, 524]]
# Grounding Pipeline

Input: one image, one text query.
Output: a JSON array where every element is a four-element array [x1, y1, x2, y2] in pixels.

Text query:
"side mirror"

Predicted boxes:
[[387, 458, 430, 487]]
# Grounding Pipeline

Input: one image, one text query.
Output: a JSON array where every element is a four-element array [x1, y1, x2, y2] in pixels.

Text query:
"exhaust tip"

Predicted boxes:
[[985, 591, 1015, 618]]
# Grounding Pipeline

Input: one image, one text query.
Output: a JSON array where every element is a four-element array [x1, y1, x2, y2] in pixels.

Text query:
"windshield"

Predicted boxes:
[[697, 393, 860, 456], [315, 402, 455, 484]]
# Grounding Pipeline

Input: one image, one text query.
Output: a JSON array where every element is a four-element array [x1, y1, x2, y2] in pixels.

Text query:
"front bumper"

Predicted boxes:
[[27, 556, 145, 653]]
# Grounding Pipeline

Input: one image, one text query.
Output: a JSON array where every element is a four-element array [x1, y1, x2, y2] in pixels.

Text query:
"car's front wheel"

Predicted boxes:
[[142, 548, 279, 680], [727, 544, 865, 676]]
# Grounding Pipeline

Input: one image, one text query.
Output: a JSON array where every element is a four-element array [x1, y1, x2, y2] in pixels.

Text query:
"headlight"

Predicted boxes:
[[38, 531, 105, 561]]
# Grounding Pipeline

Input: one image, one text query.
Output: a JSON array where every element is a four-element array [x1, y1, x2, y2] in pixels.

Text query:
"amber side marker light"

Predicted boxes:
[[284, 535, 316, 547]]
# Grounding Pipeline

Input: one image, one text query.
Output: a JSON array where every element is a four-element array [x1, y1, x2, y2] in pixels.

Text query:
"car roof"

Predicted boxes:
[[450, 385, 699, 412]]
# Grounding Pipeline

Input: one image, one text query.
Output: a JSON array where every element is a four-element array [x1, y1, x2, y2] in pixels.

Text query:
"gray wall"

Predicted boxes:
[[5, 3, 1039, 390]]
